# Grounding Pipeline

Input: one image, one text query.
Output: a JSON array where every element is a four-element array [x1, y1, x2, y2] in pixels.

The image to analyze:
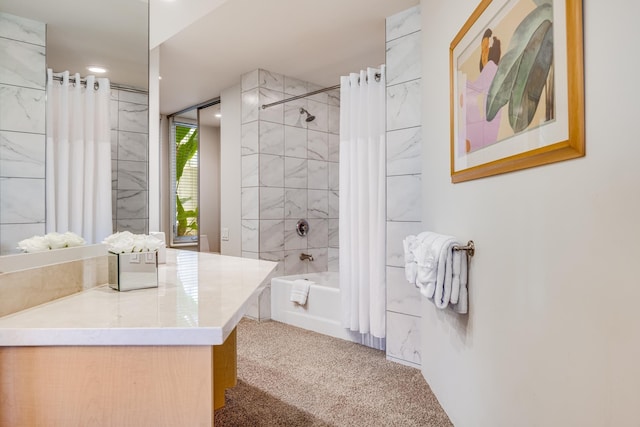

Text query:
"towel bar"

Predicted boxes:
[[453, 240, 475, 257]]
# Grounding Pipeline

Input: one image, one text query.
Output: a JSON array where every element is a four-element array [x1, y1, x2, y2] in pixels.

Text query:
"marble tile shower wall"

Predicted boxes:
[[385, 5, 423, 368], [110, 90, 149, 235], [0, 13, 46, 255], [240, 69, 340, 275]]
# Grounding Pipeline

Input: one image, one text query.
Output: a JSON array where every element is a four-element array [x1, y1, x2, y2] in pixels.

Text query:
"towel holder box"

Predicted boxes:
[[108, 251, 158, 292]]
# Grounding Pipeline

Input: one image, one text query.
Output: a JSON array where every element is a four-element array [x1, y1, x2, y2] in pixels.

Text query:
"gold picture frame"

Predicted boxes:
[[450, 0, 584, 183]]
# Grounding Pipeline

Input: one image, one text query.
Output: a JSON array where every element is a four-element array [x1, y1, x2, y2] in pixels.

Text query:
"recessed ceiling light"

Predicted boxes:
[[87, 66, 107, 73], [159, 76, 163, 80], [215, 113, 222, 118]]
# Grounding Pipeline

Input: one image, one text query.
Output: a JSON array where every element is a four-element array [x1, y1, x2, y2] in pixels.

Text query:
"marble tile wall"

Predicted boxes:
[[0, 12, 46, 255], [385, 5, 423, 368], [241, 69, 339, 281], [110, 89, 149, 235]]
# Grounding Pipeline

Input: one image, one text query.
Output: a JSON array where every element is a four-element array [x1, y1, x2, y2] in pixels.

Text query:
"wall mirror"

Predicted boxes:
[[0, 0, 149, 255]]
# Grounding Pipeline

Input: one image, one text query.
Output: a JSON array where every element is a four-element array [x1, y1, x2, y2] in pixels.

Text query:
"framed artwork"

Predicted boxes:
[[450, 0, 584, 183]]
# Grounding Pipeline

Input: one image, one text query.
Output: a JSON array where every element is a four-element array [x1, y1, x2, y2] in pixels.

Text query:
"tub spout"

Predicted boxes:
[[299, 253, 314, 261]]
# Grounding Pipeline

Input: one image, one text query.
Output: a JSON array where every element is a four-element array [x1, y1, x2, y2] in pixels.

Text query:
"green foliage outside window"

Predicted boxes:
[[175, 125, 198, 237]]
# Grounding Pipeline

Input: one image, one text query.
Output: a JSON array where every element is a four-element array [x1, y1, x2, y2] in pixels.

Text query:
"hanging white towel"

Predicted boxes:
[[402, 231, 470, 312], [450, 250, 462, 304], [290, 279, 312, 305], [411, 232, 465, 310], [434, 239, 457, 309], [452, 251, 468, 314]]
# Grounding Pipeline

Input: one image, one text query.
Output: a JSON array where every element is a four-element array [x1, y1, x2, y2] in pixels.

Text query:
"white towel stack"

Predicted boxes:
[[403, 232, 469, 313], [290, 279, 312, 305]]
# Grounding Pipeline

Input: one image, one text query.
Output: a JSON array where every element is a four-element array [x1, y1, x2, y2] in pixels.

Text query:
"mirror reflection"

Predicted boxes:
[[0, 0, 149, 255]]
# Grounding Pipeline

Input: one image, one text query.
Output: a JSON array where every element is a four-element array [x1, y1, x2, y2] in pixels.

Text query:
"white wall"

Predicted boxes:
[[419, 1, 640, 426], [220, 84, 242, 256], [199, 123, 221, 252]]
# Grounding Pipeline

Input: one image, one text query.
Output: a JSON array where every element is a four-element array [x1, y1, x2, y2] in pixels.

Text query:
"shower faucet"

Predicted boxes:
[[299, 253, 314, 261]]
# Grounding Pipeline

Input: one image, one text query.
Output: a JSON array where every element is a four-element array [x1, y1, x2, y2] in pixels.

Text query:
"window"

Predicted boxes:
[[170, 120, 199, 246]]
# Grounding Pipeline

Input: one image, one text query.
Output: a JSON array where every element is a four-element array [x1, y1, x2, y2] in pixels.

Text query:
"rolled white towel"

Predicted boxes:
[[290, 279, 312, 305], [403, 235, 417, 263], [403, 235, 419, 285], [415, 233, 450, 298], [413, 232, 433, 295], [415, 250, 437, 298], [405, 263, 418, 286]]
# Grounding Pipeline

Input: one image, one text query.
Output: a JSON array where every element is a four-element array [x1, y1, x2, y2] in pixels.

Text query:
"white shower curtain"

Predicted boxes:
[[339, 66, 386, 340], [46, 70, 112, 243]]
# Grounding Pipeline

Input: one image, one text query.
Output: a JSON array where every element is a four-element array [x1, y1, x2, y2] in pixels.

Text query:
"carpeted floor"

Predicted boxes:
[[215, 318, 453, 427]]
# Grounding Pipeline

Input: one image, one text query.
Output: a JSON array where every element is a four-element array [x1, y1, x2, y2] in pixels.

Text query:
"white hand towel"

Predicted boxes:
[[450, 250, 462, 304], [453, 252, 468, 314], [434, 237, 458, 309], [290, 279, 312, 305]]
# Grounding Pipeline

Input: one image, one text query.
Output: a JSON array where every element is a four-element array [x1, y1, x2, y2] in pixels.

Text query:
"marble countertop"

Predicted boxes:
[[0, 250, 277, 346]]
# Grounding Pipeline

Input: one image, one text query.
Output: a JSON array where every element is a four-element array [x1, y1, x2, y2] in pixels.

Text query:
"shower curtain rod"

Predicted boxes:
[[51, 74, 148, 95], [261, 72, 381, 110], [261, 84, 339, 109]]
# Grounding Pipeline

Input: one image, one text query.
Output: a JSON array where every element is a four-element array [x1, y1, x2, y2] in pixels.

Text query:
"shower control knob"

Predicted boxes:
[[296, 219, 309, 237]]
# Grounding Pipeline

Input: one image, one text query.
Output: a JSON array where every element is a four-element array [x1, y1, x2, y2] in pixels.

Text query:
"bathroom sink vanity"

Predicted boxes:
[[0, 249, 277, 426]]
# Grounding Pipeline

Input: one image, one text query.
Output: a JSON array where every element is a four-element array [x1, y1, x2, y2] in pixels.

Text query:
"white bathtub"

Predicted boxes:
[[271, 272, 384, 349]]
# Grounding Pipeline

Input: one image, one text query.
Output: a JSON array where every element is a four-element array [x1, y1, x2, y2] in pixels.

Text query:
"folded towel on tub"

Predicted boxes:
[[290, 279, 312, 305]]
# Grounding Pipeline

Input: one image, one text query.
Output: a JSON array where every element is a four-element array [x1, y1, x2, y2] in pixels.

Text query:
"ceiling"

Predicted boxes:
[[0, 0, 148, 89], [158, 0, 419, 115]]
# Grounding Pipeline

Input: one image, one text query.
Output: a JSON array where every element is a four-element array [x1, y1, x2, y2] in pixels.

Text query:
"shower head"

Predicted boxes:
[[299, 108, 315, 122]]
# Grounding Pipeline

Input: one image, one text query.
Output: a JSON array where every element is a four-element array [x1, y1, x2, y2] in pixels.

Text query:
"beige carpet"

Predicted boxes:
[[215, 319, 452, 427]]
